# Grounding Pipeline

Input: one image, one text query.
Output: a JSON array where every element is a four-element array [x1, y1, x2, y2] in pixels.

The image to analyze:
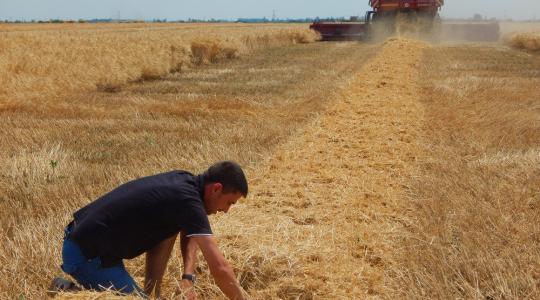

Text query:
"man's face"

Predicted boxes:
[[203, 183, 242, 215]]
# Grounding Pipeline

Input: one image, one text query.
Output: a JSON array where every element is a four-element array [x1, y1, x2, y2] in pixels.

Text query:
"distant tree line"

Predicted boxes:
[[0, 17, 358, 24], [0, 18, 144, 24], [1, 15, 537, 24]]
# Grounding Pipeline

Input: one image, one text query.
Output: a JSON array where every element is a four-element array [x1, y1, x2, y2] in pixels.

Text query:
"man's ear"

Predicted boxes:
[[212, 182, 223, 193]]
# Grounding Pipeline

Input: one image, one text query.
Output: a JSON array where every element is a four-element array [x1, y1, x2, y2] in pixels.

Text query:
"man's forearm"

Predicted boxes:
[[210, 262, 245, 300], [193, 235, 245, 300], [181, 232, 199, 274]]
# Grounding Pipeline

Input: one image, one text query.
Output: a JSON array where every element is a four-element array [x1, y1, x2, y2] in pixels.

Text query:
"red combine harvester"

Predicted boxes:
[[311, 0, 443, 41], [310, 0, 499, 42]]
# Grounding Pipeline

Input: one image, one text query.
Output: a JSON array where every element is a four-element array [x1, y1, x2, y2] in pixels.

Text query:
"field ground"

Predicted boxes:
[[1, 23, 539, 299]]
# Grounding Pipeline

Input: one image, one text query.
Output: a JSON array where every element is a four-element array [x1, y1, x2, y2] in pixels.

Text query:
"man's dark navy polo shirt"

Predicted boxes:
[[69, 171, 212, 267]]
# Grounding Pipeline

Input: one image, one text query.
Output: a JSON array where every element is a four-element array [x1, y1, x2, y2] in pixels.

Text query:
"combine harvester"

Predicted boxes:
[[310, 0, 500, 42]]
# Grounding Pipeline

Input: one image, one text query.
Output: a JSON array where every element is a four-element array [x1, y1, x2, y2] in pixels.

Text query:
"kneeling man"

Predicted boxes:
[[54, 161, 247, 299]]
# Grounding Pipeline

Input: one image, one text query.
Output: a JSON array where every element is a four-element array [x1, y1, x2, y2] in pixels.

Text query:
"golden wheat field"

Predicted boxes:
[[1, 22, 540, 300], [0, 23, 317, 105]]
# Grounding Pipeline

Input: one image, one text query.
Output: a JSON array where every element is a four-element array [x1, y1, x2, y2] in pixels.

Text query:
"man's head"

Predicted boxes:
[[202, 161, 248, 215]]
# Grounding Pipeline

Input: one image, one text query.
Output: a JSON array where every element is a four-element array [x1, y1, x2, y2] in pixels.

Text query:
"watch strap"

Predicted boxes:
[[182, 274, 196, 283]]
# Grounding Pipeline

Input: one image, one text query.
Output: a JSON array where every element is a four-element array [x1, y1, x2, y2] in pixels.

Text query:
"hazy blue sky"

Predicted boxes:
[[0, 0, 538, 21]]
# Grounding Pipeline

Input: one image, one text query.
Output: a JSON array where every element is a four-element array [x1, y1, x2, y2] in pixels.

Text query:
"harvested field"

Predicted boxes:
[[1, 22, 540, 300]]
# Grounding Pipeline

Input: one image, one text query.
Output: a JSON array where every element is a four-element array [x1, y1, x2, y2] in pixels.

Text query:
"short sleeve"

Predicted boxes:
[[183, 197, 213, 237]]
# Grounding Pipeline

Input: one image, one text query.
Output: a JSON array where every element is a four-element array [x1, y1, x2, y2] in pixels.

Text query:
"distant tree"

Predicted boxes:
[[473, 13, 483, 21]]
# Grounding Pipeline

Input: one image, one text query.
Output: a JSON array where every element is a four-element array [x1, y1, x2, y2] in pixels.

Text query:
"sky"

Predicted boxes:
[[0, 0, 538, 21]]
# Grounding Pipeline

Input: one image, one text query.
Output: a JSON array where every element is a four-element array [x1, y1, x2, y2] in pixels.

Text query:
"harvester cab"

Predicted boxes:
[[368, 0, 443, 19], [368, 0, 443, 36]]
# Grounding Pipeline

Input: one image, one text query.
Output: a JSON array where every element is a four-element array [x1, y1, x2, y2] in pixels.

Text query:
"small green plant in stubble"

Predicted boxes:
[[144, 135, 156, 146], [47, 159, 59, 182]]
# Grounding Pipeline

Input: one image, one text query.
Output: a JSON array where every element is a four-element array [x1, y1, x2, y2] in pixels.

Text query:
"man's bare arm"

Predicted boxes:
[[180, 231, 199, 274], [192, 235, 245, 300], [144, 234, 177, 297], [178, 232, 199, 299]]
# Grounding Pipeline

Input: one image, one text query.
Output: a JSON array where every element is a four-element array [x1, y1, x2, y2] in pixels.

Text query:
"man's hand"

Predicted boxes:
[[191, 235, 245, 300], [175, 279, 197, 300]]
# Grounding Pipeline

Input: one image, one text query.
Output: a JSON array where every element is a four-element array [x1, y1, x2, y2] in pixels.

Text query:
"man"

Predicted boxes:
[[52, 161, 248, 299]]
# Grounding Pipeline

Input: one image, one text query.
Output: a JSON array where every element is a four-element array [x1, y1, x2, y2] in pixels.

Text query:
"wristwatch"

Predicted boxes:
[[182, 274, 196, 284]]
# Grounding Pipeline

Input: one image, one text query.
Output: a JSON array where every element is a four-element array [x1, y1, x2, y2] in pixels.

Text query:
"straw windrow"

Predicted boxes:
[[507, 32, 540, 51]]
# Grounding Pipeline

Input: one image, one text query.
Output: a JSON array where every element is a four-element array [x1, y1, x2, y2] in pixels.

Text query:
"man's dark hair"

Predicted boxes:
[[202, 161, 248, 197]]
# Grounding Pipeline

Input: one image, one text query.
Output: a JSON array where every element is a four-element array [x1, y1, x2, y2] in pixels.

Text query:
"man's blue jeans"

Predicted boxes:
[[61, 226, 145, 296]]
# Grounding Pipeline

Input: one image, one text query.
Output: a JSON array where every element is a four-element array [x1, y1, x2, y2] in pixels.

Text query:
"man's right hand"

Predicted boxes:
[[191, 235, 245, 300], [175, 279, 197, 300]]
